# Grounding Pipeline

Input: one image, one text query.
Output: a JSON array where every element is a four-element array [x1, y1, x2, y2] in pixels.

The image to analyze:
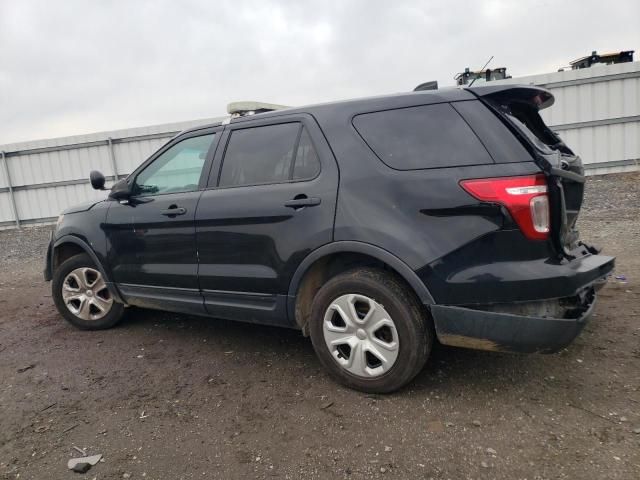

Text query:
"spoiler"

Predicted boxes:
[[467, 84, 555, 110]]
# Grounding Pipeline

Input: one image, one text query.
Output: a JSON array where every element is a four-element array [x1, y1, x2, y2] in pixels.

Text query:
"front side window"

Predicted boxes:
[[219, 123, 320, 187], [134, 134, 214, 196]]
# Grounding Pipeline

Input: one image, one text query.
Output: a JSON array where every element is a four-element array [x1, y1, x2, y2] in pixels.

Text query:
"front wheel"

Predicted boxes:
[[52, 253, 124, 330], [309, 268, 432, 393]]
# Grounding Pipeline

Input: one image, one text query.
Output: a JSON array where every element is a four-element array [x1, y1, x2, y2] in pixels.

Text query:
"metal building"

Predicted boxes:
[[1, 60, 639, 229]]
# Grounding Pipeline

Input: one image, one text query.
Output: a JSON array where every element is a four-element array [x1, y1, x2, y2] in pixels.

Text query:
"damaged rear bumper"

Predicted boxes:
[[431, 287, 597, 353]]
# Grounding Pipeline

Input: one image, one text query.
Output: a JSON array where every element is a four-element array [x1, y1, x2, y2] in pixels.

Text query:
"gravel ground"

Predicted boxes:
[[0, 173, 639, 480]]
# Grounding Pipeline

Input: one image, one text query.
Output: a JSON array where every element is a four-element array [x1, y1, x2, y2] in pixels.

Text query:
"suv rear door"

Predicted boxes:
[[195, 114, 338, 326]]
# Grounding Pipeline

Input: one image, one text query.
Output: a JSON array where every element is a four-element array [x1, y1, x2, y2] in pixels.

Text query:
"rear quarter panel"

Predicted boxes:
[[313, 99, 541, 265], [311, 98, 551, 305]]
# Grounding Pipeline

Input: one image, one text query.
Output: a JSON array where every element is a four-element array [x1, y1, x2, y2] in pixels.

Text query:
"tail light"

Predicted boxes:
[[460, 174, 550, 240]]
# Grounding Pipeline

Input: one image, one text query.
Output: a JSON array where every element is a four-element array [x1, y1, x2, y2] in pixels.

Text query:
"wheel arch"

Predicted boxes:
[[52, 235, 125, 304], [287, 241, 434, 334]]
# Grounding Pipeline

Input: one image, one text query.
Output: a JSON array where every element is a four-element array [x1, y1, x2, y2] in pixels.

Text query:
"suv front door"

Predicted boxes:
[[195, 115, 338, 326], [104, 128, 220, 314]]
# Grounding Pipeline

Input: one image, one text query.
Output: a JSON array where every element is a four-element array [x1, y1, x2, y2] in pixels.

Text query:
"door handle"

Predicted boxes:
[[284, 195, 321, 209], [160, 206, 187, 216]]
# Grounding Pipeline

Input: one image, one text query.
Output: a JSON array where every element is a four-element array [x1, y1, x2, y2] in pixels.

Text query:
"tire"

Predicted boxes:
[[52, 253, 125, 330], [309, 268, 432, 393]]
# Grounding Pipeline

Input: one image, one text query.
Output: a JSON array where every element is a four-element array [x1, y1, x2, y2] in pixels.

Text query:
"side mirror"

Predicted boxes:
[[108, 178, 132, 201], [89, 170, 106, 190]]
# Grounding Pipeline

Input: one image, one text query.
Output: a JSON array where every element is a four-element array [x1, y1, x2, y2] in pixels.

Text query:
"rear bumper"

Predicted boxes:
[[420, 233, 616, 305], [431, 287, 597, 353]]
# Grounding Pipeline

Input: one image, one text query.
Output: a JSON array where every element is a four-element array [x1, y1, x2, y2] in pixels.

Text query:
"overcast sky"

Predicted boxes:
[[1, 0, 638, 144]]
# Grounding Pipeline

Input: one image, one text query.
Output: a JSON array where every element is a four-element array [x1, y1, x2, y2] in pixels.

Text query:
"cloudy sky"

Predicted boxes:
[[1, 0, 638, 144]]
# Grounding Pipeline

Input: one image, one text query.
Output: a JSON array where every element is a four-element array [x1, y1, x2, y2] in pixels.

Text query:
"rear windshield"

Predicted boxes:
[[489, 101, 571, 155], [352, 103, 493, 170]]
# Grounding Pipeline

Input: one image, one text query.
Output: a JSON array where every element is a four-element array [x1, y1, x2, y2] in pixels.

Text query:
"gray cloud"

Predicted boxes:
[[1, 0, 638, 144]]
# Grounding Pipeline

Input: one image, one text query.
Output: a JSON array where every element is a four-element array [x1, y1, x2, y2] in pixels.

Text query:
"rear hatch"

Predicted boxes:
[[470, 85, 585, 256]]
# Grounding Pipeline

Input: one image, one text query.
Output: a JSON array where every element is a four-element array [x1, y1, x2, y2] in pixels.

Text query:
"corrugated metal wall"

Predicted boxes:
[[0, 118, 222, 228], [1, 61, 639, 228]]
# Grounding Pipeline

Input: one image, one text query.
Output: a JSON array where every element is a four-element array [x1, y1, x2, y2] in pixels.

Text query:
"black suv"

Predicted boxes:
[[45, 85, 614, 393]]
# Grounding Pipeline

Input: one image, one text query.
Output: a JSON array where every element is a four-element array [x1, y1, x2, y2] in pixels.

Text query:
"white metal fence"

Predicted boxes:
[[0, 118, 222, 228], [1, 61, 639, 228]]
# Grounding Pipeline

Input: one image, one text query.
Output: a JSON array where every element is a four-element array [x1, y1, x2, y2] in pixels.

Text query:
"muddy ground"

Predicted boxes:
[[1, 173, 639, 480]]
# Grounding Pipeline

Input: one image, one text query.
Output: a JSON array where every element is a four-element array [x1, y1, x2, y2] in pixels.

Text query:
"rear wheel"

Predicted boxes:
[[52, 253, 124, 330], [309, 268, 432, 393]]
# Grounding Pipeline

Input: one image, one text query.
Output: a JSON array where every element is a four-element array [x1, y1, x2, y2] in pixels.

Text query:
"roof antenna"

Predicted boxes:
[[468, 55, 494, 87]]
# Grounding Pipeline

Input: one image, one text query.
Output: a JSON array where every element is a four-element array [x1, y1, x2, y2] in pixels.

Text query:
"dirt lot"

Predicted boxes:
[[1, 173, 639, 480]]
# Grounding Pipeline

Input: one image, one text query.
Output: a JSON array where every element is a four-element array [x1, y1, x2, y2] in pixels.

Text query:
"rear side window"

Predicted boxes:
[[293, 128, 320, 180], [219, 123, 320, 187], [352, 103, 493, 170], [452, 100, 533, 164]]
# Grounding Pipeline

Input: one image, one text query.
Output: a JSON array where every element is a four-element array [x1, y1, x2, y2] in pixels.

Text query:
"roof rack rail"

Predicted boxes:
[[227, 101, 290, 118]]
